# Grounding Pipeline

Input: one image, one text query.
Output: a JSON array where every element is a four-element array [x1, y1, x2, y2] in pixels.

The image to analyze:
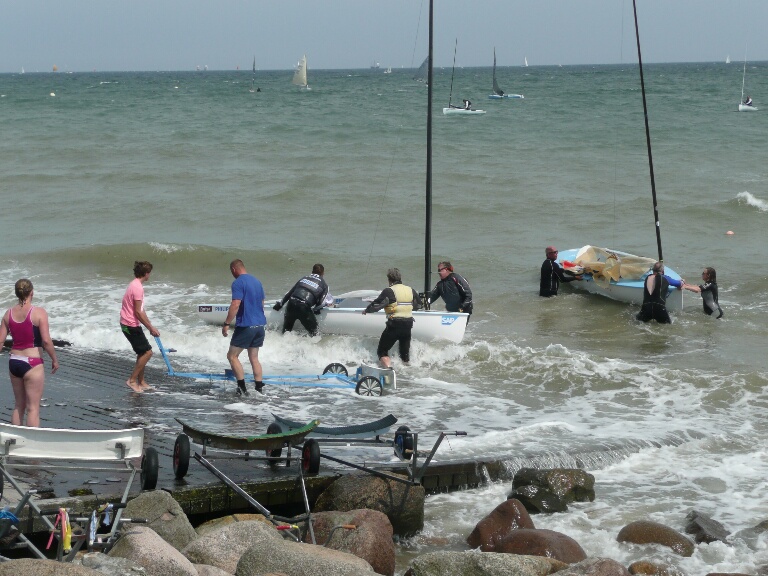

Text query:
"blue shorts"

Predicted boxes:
[[230, 326, 265, 349]]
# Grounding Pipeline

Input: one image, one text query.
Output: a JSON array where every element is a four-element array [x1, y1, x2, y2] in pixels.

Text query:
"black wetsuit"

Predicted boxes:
[[636, 273, 673, 323], [539, 259, 576, 297], [365, 283, 421, 362], [428, 272, 473, 314], [277, 274, 328, 336], [699, 282, 723, 318]]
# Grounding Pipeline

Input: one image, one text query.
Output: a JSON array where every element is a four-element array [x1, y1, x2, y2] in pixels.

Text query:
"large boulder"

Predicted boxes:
[[732, 519, 768, 550], [509, 469, 595, 514], [183, 520, 283, 574], [467, 498, 536, 550], [617, 520, 695, 557], [685, 510, 730, 544], [195, 513, 273, 537], [79, 551, 148, 575], [492, 528, 587, 564], [556, 558, 632, 576], [510, 485, 569, 514], [404, 550, 566, 576], [193, 565, 235, 576], [628, 560, 685, 576], [0, 559, 101, 576], [108, 525, 198, 576], [314, 472, 424, 537], [236, 537, 377, 576], [123, 490, 198, 551], [308, 509, 395, 576], [513, 469, 596, 504]]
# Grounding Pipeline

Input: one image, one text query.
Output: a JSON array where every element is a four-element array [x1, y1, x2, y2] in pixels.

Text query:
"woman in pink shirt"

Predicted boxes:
[[0, 279, 59, 427]]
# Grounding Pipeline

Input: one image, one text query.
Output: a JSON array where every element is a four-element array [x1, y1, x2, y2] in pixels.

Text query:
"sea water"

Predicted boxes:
[[1, 63, 767, 574]]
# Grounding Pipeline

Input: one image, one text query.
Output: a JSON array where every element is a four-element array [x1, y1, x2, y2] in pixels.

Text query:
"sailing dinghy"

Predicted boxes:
[[488, 48, 523, 99], [558, 1, 685, 312], [738, 49, 757, 111], [443, 39, 486, 115]]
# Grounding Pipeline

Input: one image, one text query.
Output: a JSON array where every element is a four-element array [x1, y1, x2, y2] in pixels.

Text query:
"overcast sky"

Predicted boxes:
[[2, 0, 767, 73]]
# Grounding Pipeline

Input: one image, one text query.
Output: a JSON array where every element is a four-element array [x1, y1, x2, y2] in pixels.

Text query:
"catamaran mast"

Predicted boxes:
[[424, 0, 434, 297], [632, 0, 664, 263]]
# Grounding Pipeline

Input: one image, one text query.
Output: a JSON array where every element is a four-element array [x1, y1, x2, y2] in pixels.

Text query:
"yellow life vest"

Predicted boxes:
[[384, 284, 414, 319]]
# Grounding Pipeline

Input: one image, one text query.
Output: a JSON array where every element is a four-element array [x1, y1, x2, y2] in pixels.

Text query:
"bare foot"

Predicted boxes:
[[139, 382, 155, 391], [126, 380, 144, 393]]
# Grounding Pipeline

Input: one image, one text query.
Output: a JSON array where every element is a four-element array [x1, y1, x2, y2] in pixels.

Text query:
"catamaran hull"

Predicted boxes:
[[738, 104, 758, 112], [443, 108, 486, 115], [488, 94, 523, 99], [557, 247, 684, 312], [196, 303, 469, 343]]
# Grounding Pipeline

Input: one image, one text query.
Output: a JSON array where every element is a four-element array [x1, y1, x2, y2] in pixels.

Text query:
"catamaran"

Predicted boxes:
[[558, 0, 685, 312], [738, 48, 757, 112]]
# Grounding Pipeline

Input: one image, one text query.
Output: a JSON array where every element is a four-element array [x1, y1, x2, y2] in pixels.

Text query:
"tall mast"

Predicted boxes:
[[424, 0, 434, 296], [632, 0, 663, 263]]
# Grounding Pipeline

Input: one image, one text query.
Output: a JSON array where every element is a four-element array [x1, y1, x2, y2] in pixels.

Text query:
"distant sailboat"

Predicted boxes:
[[726, 54, 731, 64], [443, 39, 486, 115], [488, 47, 523, 99], [384, 66, 392, 74], [738, 48, 757, 112], [52, 64, 58, 72], [292, 54, 309, 90], [249, 56, 256, 93], [21, 66, 24, 74], [524, 56, 528, 67], [414, 56, 428, 84]]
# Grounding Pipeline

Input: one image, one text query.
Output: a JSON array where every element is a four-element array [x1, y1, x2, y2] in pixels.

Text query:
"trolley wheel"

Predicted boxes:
[[394, 426, 414, 461], [302, 439, 321, 474], [356, 376, 383, 396], [323, 362, 348, 376], [173, 434, 190, 479], [266, 423, 283, 460], [140, 447, 159, 490]]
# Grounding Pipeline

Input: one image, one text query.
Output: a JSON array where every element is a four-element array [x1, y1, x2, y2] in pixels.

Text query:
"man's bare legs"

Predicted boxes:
[[127, 349, 152, 393]]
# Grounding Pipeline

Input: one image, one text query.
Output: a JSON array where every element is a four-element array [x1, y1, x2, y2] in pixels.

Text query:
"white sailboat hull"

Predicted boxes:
[[443, 107, 486, 115], [488, 94, 523, 99], [738, 104, 758, 112], [557, 247, 684, 312], [196, 291, 468, 343]]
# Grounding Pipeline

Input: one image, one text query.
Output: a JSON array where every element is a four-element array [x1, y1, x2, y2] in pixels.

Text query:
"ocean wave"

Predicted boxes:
[[736, 191, 768, 212]]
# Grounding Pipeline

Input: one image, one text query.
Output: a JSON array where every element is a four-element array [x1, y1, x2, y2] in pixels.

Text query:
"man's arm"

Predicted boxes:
[[221, 299, 241, 336], [363, 288, 393, 314], [133, 299, 160, 337]]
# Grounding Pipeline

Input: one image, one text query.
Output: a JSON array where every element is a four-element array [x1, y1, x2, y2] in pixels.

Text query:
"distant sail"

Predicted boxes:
[[292, 55, 308, 88], [524, 56, 528, 67], [492, 48, 504, 96], [414, 56, 428, 83], [726, 54, 731, 64], [52, 64, 58, 72]]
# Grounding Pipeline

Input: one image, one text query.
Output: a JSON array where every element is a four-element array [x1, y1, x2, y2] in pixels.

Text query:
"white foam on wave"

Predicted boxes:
[[736, 191, 768, 212]]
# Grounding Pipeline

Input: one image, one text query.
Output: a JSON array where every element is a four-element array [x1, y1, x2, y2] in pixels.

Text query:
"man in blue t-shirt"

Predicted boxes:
[[221, 259, 267, 395]]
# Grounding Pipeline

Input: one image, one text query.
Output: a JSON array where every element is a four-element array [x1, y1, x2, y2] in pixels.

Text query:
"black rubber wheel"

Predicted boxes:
[[355, 376, 383, 396], [265, 422, 283, 460], [323, 362, 348, 376], [394, 425, 414, 461], [302, 439, 321, 474], [173, 434, 190, 479], [140, 447, 159, 490]]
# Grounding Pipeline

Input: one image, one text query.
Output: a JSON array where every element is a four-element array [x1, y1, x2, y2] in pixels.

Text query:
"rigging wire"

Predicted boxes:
[[447, 38, 458, 108]]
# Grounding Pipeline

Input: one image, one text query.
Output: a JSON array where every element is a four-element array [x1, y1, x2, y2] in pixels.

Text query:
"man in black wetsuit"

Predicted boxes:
[[363, 268, 421, 368], [539, 246, 581, 297], [427, 261, 473, 316], [636, 261, 684, 324], [273, 264, 331, 336], [682, 267, 723, 318]]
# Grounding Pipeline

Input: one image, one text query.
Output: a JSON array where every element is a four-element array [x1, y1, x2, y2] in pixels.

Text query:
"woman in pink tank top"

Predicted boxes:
[[0, 279, 59, 427]]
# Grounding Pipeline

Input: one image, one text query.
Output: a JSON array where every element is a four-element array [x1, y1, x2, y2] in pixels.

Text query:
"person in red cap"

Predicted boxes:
[[540, 246, 581, 297]]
